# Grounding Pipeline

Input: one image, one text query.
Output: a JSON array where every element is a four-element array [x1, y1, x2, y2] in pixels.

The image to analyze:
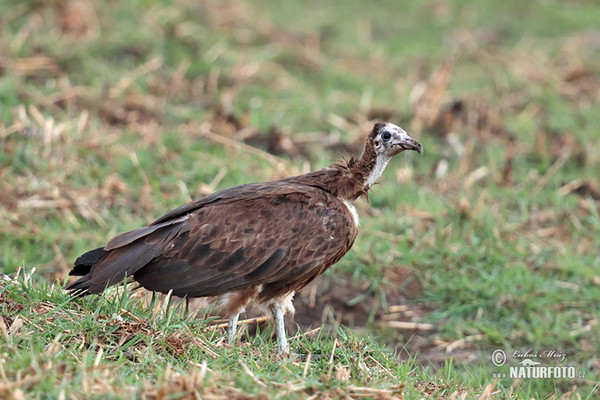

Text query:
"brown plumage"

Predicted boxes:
[[66, 122, 423, 354]]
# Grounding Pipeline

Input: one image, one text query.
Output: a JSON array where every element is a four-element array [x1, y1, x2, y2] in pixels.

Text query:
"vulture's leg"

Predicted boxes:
[[227, 312, 240, 344], [269, 303, 289, 355]]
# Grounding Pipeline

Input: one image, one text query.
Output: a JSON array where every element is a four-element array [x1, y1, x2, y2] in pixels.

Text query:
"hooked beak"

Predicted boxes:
[[394, 133, 423, 156]]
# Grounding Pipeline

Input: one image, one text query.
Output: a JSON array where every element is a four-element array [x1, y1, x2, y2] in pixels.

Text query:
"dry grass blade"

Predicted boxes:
[[347, 385, 404, 397], [0, 374, 43, 395], [477, 380, 500, 399], [0, 317, 9, 342], [109, 57, 163, 99], [535, 151, 570, 193], [388, 321, 435, 331], [559, 179, 600, 200], [326, 338, 338, 378], [287, 327, 321, 342], [1, 56, 60, 76], [119, 308, 143, 323], [184, 325, 219, 359], [239, 360, 267, 388], [411, 56, 456, 132], [198, 126, 298, 175], [203, 316, 270, 332], [366, 355, 397, 380], [302, 351, 312, 379]]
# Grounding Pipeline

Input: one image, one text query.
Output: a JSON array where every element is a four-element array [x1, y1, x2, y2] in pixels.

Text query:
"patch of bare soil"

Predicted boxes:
[[291, 267, 420, 332], [289, 273, 460, 366]]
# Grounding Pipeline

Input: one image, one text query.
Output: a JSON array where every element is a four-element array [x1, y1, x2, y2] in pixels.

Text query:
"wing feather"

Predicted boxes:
[[106, 215, 189, 250], [68, 182, 358, 300], [134, 185, 357, 299]]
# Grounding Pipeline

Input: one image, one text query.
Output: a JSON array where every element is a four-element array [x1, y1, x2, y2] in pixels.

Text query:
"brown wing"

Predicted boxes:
[[67, 182, 358, 301], [134, 185, 358, 300], [103, 182, 262, 248]]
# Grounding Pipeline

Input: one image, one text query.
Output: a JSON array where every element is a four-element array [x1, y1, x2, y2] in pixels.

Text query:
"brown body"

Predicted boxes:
[[66, 122, 422, 353]]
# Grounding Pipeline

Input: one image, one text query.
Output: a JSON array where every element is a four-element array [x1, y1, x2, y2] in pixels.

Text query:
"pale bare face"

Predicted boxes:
[[372, 123, 423, 158]]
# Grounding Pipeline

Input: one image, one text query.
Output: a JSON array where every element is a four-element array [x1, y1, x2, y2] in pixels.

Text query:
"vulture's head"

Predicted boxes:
[[360, 122, 423, 189], [370, 122, 423, 159]]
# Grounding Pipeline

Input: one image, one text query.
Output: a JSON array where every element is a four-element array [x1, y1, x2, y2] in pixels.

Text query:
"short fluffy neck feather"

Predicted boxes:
[[289, 141, 389, 202]]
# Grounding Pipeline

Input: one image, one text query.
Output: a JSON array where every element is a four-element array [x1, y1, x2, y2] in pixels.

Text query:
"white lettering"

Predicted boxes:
[[509, 366, 576, 379]]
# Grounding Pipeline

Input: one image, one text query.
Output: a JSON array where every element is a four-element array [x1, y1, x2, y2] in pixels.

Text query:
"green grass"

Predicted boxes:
[[1, 0, 599, 398], [1, 269, 481, 399]]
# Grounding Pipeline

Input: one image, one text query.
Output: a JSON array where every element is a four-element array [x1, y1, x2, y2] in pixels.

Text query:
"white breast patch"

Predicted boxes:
[[342, 199, 360, 228]]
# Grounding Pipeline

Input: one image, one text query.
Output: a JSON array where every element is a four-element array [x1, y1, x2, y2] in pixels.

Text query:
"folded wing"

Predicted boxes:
[[66, 183, 358, 301]]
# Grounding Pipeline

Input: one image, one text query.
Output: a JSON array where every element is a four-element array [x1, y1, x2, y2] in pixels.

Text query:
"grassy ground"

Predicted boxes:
[[1, 0, 599, 398]]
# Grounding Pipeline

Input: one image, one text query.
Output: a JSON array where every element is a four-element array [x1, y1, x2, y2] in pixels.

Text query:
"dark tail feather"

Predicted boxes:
[[65, 247, 108, 295], [70, 247, 108, 276], [65, 221, 187, 296]]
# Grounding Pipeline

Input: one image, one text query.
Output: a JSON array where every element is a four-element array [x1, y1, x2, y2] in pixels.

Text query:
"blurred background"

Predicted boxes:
[[1, 0, 599, 395]]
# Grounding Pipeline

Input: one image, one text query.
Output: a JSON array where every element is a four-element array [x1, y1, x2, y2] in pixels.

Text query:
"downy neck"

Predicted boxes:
[[296, 145, 390, 203]]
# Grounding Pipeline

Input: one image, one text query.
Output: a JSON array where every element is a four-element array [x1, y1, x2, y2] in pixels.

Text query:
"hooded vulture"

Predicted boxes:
[[66, 122, 423, 354]]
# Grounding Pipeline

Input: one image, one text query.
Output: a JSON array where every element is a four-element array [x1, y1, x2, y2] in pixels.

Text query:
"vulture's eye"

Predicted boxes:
[[381, 131, 392, 142]]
